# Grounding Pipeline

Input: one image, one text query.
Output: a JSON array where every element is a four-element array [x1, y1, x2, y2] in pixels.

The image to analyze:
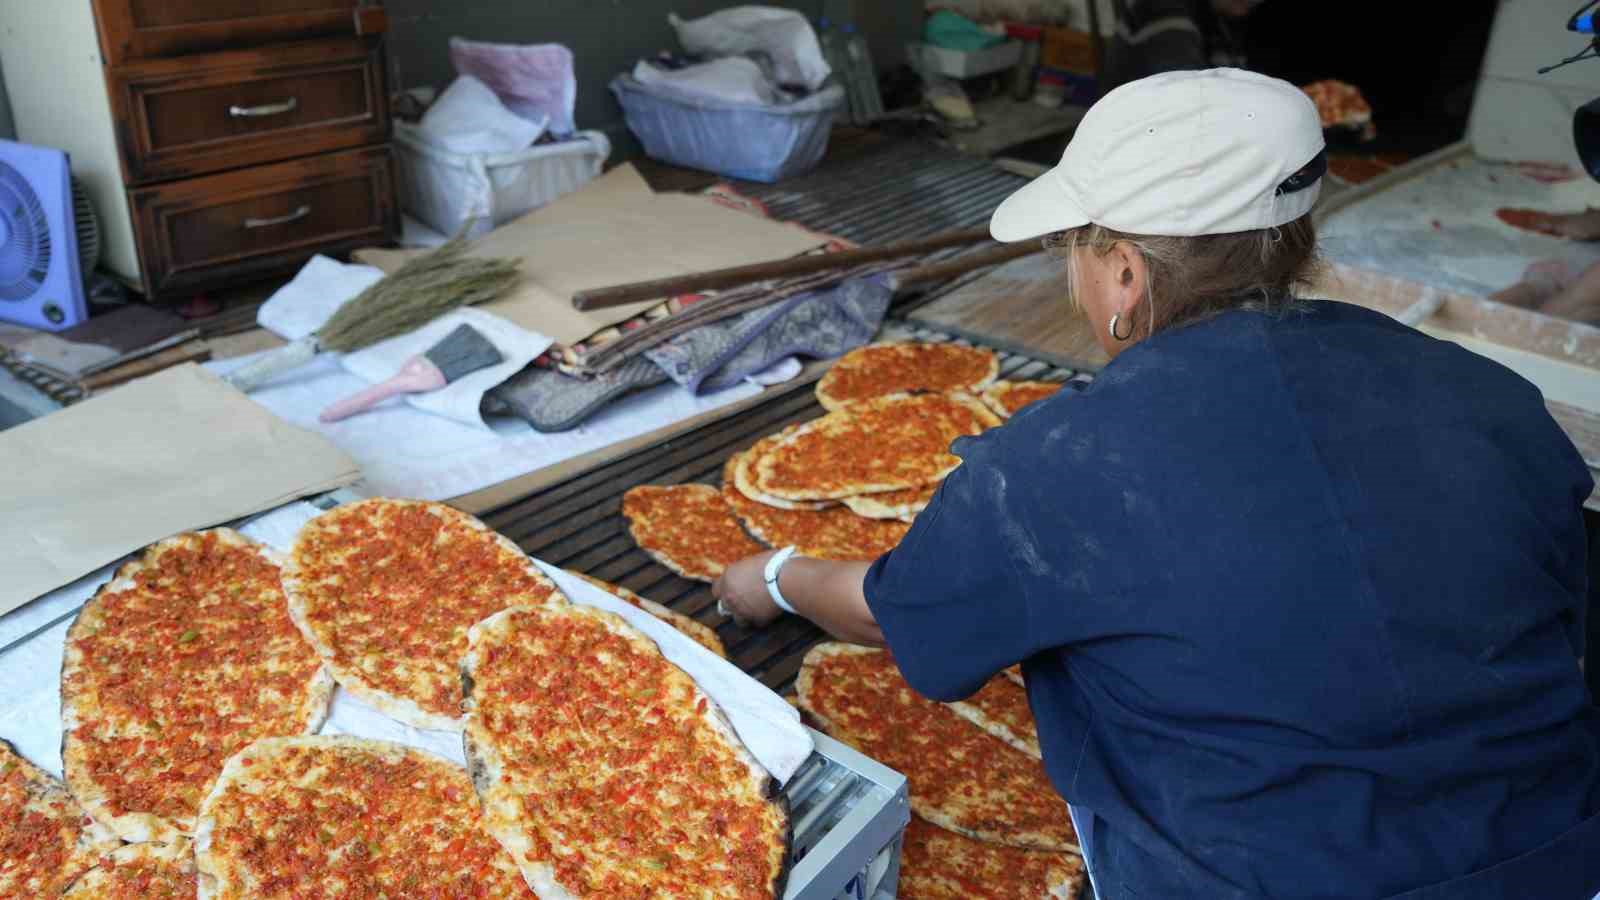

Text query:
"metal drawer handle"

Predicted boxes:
[[244, 205, 311, 229], [229, 97, 298, 118]]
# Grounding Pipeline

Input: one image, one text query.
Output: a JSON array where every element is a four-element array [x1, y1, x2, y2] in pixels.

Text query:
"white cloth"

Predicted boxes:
[[254, 256, 551, 430], [418, 75, 547, 155], [669, 6, 831, 90], [340, 308, 552, 430], [204, 352, 769, 501], [256, 255, 384, 342], [632, 57, 784, 106]]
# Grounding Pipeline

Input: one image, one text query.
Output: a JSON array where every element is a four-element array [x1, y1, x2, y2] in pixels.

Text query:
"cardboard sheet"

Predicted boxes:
[[0, 365, 359, 615], [360, 165, 827, 344]]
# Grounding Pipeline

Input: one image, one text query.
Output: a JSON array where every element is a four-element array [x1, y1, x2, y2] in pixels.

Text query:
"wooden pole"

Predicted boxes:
[[571, 226, 996, 311], [890, 242, 1045, 291]]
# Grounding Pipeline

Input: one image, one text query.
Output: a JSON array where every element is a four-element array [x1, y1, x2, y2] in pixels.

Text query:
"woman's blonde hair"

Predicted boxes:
[[1044, 213, 1321, 338]]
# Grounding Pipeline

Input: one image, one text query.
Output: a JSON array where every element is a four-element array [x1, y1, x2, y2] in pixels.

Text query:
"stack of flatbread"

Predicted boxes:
[[3, 497, 782, 898], [799, 644, 1086, 899], [621, 342, 1069, 582]]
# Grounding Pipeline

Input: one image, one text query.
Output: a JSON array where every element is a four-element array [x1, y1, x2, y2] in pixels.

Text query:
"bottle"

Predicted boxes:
[[817, 16, 853, 118], [841, 24, 884, 122]]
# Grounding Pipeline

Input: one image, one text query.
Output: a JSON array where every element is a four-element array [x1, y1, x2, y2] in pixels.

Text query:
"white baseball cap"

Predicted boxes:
[[990, 68, 1326, 242]]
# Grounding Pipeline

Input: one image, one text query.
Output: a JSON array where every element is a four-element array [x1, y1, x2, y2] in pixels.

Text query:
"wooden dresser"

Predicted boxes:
[[0, 1, 400, 302]]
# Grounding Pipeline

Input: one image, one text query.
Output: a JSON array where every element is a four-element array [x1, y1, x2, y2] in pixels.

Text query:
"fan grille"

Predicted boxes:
[[0, 160, 52, 303]]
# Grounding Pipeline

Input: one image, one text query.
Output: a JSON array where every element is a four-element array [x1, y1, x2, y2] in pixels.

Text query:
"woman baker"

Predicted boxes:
[[715, 69, 1600, 899]]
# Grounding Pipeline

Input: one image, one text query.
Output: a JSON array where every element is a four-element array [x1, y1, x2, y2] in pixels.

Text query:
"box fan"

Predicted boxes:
[[0, 139, 99, 331]]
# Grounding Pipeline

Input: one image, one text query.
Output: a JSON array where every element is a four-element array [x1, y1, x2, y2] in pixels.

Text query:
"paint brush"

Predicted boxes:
[[319, 324, 504, 422]]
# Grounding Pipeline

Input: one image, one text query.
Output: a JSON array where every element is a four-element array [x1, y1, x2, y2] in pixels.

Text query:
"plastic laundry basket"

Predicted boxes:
[[394, 121, 611, 237], [610, 75, 844, 183]]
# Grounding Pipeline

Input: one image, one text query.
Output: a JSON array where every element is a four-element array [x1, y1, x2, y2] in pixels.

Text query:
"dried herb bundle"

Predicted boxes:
[[318, 233, 521, 353]]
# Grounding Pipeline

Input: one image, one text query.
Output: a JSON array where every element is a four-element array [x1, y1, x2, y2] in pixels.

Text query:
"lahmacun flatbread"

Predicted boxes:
[[754, 393, 1001, 502], [949, 675, 1041, 759], [732, 430, 834, 511], [567, 570, 727, 658], [1, 739, 119, 897], [721, 457, 907, 561], [283, 498, 563, 731], [62, 529, 333, 843], [899, 817, 1085, 900], [815, 342, 999, 412], [839, 482, 939, 521], [63, 838, 197, 898], [195, 736, 528, 899], [981, 381, 1065, 419], [797, 644, 1075, 852], [621, 484, 765, 582], [462, 604, 789, 899]]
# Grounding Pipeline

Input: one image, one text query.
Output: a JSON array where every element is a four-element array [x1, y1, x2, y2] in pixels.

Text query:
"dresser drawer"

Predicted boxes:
[[109, 40, 389, 183], [130, 146, 398, 299], [93, 0, 383, 65]]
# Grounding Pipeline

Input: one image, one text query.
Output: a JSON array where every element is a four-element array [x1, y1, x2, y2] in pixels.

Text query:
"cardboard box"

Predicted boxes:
[[1041, 26, 1097, 74]]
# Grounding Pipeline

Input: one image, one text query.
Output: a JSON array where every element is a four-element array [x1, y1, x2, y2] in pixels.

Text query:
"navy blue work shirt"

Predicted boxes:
[[864, 300, 1600, 899]]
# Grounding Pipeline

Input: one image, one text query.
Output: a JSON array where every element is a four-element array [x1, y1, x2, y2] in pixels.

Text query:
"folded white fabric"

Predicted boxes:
[[632, 57, 784, 106], [340, 308, 552, 430], [257, 255, 384, 341], [418, 75, 547, 155]]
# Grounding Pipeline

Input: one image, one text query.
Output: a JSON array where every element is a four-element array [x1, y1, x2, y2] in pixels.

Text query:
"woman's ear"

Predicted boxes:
[[1108, 241, 1148, 317]]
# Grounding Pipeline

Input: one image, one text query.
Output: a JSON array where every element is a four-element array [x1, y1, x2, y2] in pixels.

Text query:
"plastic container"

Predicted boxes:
[[907, 40, 1023, 79], [610, 75, 845, 183], [393, 121, 610, 237]]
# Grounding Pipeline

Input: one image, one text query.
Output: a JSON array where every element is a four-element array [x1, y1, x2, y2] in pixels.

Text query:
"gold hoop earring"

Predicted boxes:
[[1109, 313, 1134, 341]]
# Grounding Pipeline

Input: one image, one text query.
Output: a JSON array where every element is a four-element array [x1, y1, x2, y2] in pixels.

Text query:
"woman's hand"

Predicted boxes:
[[712, 551, 785, 629]]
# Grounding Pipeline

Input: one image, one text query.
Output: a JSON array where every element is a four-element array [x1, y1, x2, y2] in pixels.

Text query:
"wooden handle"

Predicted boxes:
[[890, 242, 1044, 291], [224, 336, 319, 393], [318, 358, 445, 422], [571, 226, 995, 312]]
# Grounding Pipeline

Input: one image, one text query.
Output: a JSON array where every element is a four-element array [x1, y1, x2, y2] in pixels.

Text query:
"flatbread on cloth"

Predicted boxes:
[[732, 426, 835, 511], [1, 739, 119, 897], [815, 342, 999, 412], [61, 529, 334, 844], [621, 484, 765, 582], [981, 381, 1065, 419], [721, 456, 907, 561], [753, 393, 1001, 502], [283, 499, 564, 731], [194, 736, 530, 899], [796, 643, 1076, 852], [63, 838, 198, 898], [899, 817, 1085, 900], [567, 570, 727, 658], [948, 675, 1042, 759], [462, 604, 789, 899]]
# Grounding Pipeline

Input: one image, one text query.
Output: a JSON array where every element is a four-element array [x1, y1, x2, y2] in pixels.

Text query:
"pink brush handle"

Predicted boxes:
[[319, 357, 447, 422]]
